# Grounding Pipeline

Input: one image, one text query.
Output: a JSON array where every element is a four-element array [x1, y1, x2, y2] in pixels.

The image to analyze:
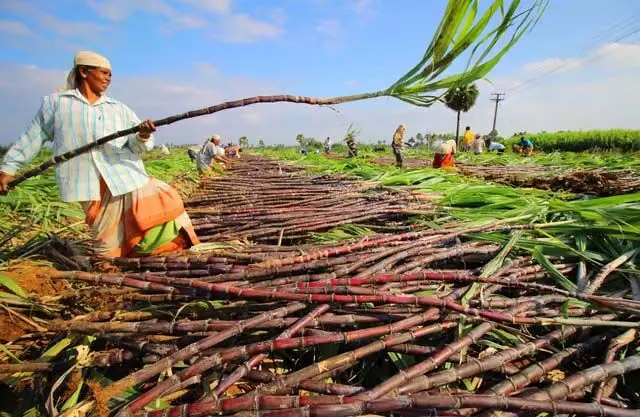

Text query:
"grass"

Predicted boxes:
[[504, 129, 640, 152]]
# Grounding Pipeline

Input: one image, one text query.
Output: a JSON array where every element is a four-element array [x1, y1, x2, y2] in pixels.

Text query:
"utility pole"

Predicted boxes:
[[490, 93, 505, 132]]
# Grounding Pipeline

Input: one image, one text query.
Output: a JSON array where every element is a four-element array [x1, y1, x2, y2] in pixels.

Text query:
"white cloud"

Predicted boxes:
[[0, 3, 107, 39], [520, 41, 640, 79], [590, 42, 640, 69], [316, 19, 341, 38], [316, 19, 344, 50], [178, 0, 231, 15], [37, 14, 108, 38], [350, 0, 378, 21], [264, 8, 286, 27], [87, 0, 207, 32], [87, 0, 173, 21], [213, 14, 283, 43], [0, 20, 31, 36], [521, 57, 582, 76]]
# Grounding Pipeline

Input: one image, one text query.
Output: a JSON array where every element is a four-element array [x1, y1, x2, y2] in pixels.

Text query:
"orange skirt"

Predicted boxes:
[[82, 178, 199, 258], [433, 153, 455, 168]]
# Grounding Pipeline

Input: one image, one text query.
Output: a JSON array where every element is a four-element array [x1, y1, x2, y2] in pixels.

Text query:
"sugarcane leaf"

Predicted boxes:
[[387, 351, 416, 371], [0, 273, 27, 298], [481, 230, 524, 278], [490, 329, 522, 346], [145, 400, 170, 411], [60, 376, 84, 412], [0, 343, 22, 363], [462, 229, 524, 305], [532, 246, 577, 292]]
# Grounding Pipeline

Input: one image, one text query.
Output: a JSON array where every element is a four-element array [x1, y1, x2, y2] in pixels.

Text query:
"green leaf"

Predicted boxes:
[[144, 400, 171, 411], [0, 273, 27, 298], [61, 376, 85, 411], [0, 343, 23, 363], [387, 351, 416, 370], [532, 246, 577, 292]]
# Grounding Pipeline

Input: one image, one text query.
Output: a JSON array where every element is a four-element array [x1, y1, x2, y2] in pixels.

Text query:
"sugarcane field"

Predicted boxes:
[[1, 1, 640, 417]]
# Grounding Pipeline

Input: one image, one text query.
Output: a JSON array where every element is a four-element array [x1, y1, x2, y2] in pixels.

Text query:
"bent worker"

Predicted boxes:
[[0, 51, 199, 257], [487, 138, 506, 153], [462, 126, 474, 151], [519, 136, 534, 157], [433, 139, 457, 168], [197, 135, 230, 172], [391, 124, 405, 168]]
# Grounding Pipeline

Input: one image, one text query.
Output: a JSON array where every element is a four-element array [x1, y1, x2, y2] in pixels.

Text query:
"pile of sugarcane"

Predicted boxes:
[[2, 156, 640, 417], [458, 165, 640, 196], [187, 156, 433, 243]]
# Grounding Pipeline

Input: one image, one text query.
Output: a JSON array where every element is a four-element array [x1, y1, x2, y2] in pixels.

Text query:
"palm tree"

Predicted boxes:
[[238, 136, 249, 148], [444, 84, 479, 146]]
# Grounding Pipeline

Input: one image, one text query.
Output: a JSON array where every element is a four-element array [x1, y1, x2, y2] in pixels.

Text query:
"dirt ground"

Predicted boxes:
[[0, 261, 66, 342]]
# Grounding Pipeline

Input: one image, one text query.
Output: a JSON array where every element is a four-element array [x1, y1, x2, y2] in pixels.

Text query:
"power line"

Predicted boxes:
[[506, 13, 640, 95]]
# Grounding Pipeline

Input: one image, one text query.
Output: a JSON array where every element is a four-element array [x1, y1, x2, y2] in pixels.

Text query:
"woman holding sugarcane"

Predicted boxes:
[[0, 51, 199, 257]]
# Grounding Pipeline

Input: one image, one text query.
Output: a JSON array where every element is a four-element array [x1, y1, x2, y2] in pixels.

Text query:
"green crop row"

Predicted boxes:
[[504, 129, 640, 152]]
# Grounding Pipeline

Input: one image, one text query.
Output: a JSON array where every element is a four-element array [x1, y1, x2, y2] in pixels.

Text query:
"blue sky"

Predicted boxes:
[[2, 0, 640, 146]]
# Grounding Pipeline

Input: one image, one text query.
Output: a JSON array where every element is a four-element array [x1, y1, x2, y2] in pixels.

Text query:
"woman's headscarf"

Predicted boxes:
[[60, 51, 111, 92]]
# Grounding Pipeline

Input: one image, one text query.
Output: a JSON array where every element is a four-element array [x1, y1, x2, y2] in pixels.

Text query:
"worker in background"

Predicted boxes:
[[198, 135, 230, 172], [391, 124, 405, 168], [0, 51, 199, 257], [346, 132, 358, 158], [225, 142, 241, 159], [462, 126, 474, 151], [324, 137, 332, 154], [473, 134, 485, 155], [433, 139, 457, 168], [519, 136, 534, 157], [160, 144, 171, 155], [487, 138, 506, 153]]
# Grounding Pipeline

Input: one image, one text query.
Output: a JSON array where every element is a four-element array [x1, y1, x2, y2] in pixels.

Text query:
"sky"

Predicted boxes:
[[1, 0, 640, 146]]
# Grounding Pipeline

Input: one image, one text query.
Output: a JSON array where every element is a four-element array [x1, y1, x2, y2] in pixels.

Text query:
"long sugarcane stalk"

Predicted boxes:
[[212, 304, 330, 398], [95, 302, 305, 413], [526, 354, 640, 401], [594, 329, 638, 402], [143, 394, 638, 417], [244, 369, 364, 396], [116, 309, 443, 415], [7, 0, 546, 189], [350, 301, 541, 402], [398, 325, 580, 394]]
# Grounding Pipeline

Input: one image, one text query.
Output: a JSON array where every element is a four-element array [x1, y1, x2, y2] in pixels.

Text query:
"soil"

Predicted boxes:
[[0, 315, 32, 342], [2, 261, 66, 297], [0, 262, 66, 342]]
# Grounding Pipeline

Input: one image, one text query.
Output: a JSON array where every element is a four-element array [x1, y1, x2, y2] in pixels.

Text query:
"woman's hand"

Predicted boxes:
[[138, 119, 156, 141], [0, 172, 15, 195]]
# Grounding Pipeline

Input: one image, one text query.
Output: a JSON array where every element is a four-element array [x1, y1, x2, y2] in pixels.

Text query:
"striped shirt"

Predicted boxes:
[[1, 89, 153, 202]]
